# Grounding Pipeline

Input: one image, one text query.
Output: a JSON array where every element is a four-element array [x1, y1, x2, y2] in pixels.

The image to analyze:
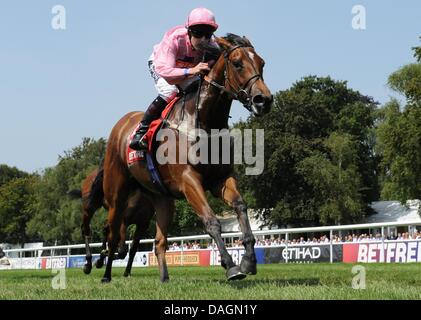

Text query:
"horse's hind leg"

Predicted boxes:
[[183, 172, 245, 280], [212, 176, 257, 275], [81, 168, 105, 274], [124, 193, 155, 277], [116, 220, 129, 259], [123, 225, 141, 277], [81, 207, 95, 274], [101, 174, 130, 282], [101, 204, 126, 283], [95, 224, 109, 269], [152, 197, 174, 283], [82, 202, 103, 274]]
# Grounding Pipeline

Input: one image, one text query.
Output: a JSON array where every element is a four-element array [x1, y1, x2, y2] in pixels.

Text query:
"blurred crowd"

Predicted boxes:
[[167, 230, 421, 250]]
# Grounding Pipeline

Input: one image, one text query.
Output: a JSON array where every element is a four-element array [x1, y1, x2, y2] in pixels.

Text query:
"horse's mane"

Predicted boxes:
[[197, 33, 253, 61], [223, 33, 252, 47], [197, 41, 221, 61]]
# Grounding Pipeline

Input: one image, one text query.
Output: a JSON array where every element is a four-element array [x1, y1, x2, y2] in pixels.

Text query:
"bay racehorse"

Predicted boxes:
[[101, 34, 272, 282], [69, 168, 154, 277]]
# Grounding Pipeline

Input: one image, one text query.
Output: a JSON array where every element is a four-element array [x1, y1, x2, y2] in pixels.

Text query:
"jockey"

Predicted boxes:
[[129, 7, 219, 150]]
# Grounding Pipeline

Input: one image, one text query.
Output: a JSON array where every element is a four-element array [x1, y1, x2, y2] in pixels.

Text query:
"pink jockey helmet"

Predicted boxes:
[[185, 8, 218, 31]]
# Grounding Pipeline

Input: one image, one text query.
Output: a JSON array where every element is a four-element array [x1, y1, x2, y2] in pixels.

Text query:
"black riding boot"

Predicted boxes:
[[129, 96, 168, 150]]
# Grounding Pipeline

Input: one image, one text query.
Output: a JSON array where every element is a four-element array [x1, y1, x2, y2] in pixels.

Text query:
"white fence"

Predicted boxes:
[[1, 220, 420, 268]]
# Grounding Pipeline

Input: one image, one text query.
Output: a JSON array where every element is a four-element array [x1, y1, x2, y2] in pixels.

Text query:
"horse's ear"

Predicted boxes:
[[242, 36, 252, 47], [215, 37, 232, 51]]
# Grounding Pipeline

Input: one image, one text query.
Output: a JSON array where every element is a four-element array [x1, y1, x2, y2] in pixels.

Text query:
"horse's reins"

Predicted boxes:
[[203, 45, 263, 112], [194, 54, 207, 130]]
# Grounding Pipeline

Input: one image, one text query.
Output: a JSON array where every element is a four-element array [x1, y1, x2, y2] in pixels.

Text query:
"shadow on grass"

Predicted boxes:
[[217, 278, 321, 289]]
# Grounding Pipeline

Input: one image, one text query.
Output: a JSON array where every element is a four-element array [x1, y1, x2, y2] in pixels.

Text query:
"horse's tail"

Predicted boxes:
[[86, 167, 105, 212], [67, 168, 105, 211], [67, 189, 82, 199]]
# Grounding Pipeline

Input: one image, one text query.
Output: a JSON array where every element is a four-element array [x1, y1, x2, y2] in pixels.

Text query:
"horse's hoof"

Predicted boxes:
[[226, 265, 247, 281], [83, 264, 92, 275], [117, 251, 127, 260], [240, 256, 257, 275], [101, 277, 111, 283], [95, 260, 104, 269], [123, 271, 130, 277], [160, 277, 169, 283]]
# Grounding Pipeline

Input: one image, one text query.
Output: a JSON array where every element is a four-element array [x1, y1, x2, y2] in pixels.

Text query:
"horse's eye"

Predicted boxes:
[[232, 60, 243, 70]]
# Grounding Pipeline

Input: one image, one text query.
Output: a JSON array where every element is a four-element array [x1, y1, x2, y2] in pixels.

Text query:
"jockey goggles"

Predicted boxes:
[[189, 28, 213, 40]]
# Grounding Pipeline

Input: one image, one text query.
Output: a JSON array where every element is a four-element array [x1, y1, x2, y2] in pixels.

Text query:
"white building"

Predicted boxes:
[[219, 209, 270, 233], [367, 200, 421, 223]]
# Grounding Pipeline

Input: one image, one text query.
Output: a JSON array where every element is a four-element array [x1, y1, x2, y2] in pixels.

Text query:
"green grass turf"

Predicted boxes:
[[0, 263, 420, 300]]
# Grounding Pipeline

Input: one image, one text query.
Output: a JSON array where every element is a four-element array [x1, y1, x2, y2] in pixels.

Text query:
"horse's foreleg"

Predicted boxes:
[[183, 173, 245, 281], [212, 176, 257, 275], [153, 198, 174, 283]]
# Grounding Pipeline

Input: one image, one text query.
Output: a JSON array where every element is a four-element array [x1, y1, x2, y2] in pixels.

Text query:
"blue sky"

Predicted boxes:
[[0, 1, 420, 173]]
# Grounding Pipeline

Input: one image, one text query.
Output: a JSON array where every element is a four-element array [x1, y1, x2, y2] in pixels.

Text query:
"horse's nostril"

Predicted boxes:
[[262, 95, 273, 113], [252, 95, 265, 106]]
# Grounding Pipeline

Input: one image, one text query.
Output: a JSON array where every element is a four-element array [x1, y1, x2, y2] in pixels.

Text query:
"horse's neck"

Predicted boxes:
[[167, 59, 232, 132], [197, 83, 232, 130], [197, 60, 233, 131]]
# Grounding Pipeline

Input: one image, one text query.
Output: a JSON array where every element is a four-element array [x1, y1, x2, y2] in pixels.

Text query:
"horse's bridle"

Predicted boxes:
[[204, 45, 263, 112]]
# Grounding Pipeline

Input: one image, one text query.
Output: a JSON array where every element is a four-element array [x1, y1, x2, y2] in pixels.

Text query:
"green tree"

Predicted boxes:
[[237, 76, 378, 227], [169, 194, 230, 236], [0, 164, 29, 187], [26, 137, 106, 244], [412, 36, 421, 63], [376, 101, 421, 201], [0, 175, 38, 245], [388, 64, 421, 104], [376, 38, 421, 202], [297, 133, 363, 225]]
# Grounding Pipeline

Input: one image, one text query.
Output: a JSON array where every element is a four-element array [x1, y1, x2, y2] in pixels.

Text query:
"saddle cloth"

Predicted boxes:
[[127, 96, 180, 165]]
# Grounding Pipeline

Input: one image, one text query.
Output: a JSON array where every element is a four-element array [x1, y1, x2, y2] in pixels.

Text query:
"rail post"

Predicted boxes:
[[330, 229, 333, 263], [285, 233, 289, 264], [181, 240, 184, 266], [381, 226, 385, 262]]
